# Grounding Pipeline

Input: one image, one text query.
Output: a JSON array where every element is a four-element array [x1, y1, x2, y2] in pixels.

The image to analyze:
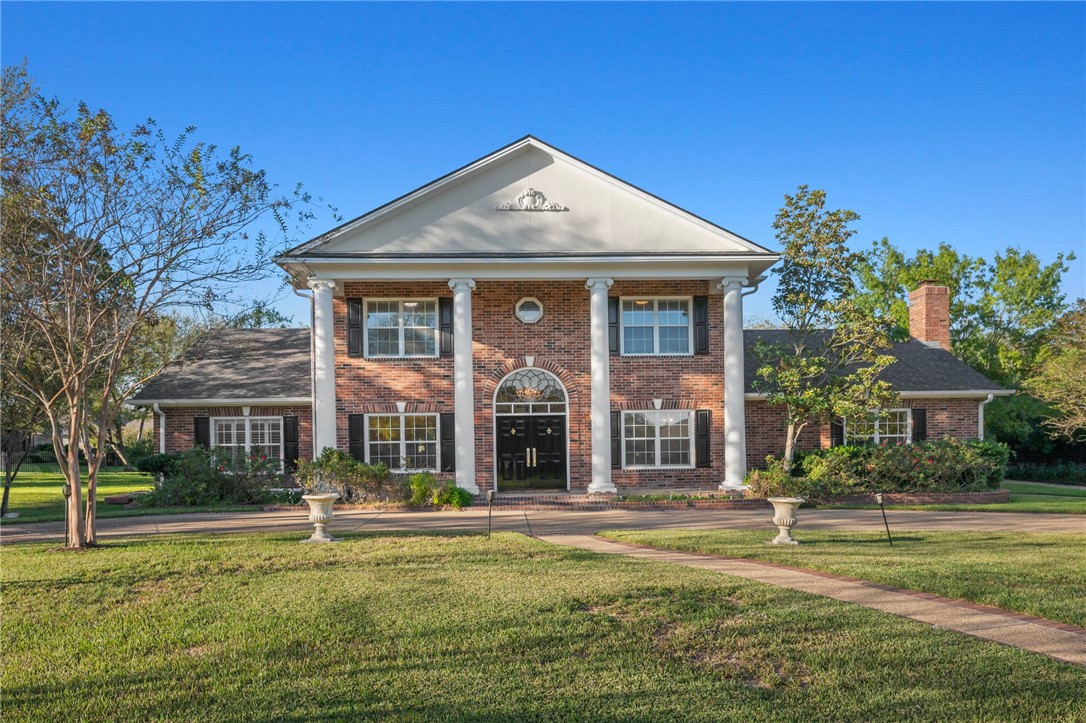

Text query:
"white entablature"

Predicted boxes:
[[277, 136, 777, 283]]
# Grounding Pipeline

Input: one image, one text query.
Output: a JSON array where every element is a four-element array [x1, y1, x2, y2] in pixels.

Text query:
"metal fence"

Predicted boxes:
[[1, 449, 126, 475]]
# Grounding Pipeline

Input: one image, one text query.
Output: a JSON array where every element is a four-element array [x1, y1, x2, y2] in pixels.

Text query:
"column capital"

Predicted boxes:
[[585, 277, 614, 291], [448, 278, 476, 291], [307, 277, 336, 292], [718, 276, 748, 292]]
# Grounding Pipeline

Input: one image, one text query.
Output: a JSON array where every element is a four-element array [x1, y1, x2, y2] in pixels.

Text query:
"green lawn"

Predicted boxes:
[[3, 532, 1084, 721], [600, 530, 1086, 628], [0, 470, 261, 524], [820, 480, 1086, 515]]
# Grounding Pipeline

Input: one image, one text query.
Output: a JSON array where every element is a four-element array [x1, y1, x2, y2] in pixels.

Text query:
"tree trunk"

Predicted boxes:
[[1, 436, 31, 517], [65, 416, 86, 549], [783, 423, 797, 474], [84, 427, 99, 546]]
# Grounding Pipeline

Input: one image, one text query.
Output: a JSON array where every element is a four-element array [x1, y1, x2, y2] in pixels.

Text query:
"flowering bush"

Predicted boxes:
[[801, 438, 1009, 496]]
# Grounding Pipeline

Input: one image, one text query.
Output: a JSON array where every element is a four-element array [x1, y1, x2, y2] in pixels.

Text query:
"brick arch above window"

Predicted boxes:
[[481, 357, 580, 401]]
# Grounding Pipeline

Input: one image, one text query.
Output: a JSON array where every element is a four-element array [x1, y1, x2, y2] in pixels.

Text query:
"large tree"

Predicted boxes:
[[1027, 300, 1086, 442], [852, 238, 1074, 386], [1, 65, 314, 548], [754, 186, 898, 470]]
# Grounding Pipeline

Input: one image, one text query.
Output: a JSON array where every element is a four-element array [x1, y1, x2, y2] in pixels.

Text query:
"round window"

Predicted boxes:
[[515, 298, 543, 324]]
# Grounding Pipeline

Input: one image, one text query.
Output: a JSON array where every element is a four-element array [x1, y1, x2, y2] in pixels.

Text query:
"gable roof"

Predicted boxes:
[[277, 136, 777, 264], [128, 328, 311, 405], [743, 331, 1010, 397]]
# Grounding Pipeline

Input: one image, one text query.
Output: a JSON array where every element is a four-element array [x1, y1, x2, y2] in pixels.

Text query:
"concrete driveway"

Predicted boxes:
[[3, 506, 1082, 545]]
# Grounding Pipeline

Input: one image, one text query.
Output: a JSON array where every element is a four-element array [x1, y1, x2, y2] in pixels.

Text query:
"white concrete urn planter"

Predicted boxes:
[[767, 497, 805, 545], [301, 492, 341, 543]]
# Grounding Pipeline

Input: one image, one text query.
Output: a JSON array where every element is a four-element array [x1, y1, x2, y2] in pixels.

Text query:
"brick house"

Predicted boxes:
[[129, 137, 1009, 494]]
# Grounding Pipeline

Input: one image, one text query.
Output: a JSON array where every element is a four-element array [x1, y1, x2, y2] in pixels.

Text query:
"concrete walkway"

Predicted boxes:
[[3, 506, 1083, 545], [540, 534, 1086, 668]]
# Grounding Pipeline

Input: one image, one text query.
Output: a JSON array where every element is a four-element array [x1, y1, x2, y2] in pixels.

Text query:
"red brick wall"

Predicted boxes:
[[334, 280, 728, 492], [746, 397, 982, 469], [155, 405, 313, 459], [609, 280, 725, 488]]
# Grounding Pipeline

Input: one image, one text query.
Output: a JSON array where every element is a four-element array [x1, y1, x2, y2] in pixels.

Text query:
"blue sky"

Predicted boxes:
[[4, 1, 1083, 324]]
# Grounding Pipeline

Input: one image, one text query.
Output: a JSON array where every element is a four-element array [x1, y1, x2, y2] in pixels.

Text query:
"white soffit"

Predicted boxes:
[[280, 137, 776, 261]]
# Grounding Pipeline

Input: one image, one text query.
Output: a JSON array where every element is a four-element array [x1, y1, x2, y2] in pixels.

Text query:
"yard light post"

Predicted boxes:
[[487, 489, 495, 539], [61, 483, 71, 547], [875, 493, 893, 547]]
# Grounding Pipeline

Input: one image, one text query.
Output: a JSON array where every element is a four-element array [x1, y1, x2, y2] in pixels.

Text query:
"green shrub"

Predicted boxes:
[[432, 481, 473, 508], [136, 453, 179, 478], [142, 447, 286, 507], [1007, 463, 1086, 485], [407, 472, 436, 507], [294, 448, 397, 503], [801, 438, 1009, 495], [744, 457, 812, 498]]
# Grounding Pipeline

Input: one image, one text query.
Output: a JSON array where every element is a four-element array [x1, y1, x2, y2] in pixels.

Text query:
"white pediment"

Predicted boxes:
[[285, 137, 773, 260]]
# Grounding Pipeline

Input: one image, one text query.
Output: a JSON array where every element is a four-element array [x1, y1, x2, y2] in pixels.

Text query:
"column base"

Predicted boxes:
[[587, 481, 617, 495], [719, 481, 749, 492], [456, 479, 480, 495]]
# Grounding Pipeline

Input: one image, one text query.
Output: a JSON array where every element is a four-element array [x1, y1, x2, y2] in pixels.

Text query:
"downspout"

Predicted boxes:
[[741, 275, 767, 298], [977, 393, 995, 440], [152, 403, 166, 454], [293, 284, 316, 458]]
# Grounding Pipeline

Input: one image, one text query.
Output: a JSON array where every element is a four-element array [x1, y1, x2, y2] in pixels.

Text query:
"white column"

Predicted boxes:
[[448, 279, 479, 494], [308, 278, 338, 456], [586, 277, 616, 494], [719, 276, 748, 490]]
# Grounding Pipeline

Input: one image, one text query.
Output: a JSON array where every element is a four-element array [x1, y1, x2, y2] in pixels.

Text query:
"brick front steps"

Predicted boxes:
[[264, 489, 1009, 512]]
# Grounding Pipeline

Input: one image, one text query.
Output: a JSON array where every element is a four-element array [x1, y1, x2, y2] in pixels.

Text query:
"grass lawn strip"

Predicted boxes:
[[3, 532, 1084, 722], [600, 530, 1086, 629], [822, 481, 1086, 515], [0, 470, 264, 524]]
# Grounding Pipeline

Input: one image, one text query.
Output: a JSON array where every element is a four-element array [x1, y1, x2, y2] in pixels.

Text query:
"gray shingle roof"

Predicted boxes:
[[129, 328, 311, 403], [743, 330, 1008, 395], [130, 326, 1007, 404]]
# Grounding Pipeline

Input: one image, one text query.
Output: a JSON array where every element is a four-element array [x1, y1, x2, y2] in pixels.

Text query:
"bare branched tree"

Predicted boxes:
[[1, 64, 316, 547]]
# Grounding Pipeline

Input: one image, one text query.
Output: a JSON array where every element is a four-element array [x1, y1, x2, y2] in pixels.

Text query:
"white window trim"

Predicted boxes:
[[621, 410, 696, 470], [363, 298, 440, 359], [363, 413, 440, 473], [844, 408, 913, 445], [619, 296, 694, 357], [209, 416, 285, 470], [515, 297, 544, 324]]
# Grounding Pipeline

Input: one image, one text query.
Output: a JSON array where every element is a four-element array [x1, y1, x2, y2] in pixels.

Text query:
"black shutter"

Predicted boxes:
[[693, 296, 709, 355], [695, 410, 711, 467], [194, 417, 210, 449], [830, 418, 845, 447], [912, 409, 928, 442], [608, 297, 620, 355], [347, 299, 363, 357], [610, 410, 622, 469], [283, 416, 300, 471], [440, 413, 456, 473], [348, 414, 365, 461], [439, 298, 454, 356]]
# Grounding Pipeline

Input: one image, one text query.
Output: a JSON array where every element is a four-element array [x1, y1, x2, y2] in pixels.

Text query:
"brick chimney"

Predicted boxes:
[[908, 281, 951, 351]]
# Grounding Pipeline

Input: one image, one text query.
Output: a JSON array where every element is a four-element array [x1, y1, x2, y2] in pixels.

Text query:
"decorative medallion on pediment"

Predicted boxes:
[[496, 187, 569, 212]]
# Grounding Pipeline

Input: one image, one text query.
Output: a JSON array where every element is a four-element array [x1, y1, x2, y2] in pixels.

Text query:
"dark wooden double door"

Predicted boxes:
[[496, 415, 567, 490]]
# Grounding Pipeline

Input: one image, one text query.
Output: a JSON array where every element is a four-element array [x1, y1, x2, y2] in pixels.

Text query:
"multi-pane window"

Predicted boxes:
[[366, 414, 439, 472], [846, 409, 911, 445], [623, 411, 694, 468], [211, 417, 283, 466], [365, 300, 438, 357], [621, 298, 691, 355]]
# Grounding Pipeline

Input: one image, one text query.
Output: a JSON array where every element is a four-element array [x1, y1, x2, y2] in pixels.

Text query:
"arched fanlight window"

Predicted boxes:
[[495, 369, 566, 414]]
